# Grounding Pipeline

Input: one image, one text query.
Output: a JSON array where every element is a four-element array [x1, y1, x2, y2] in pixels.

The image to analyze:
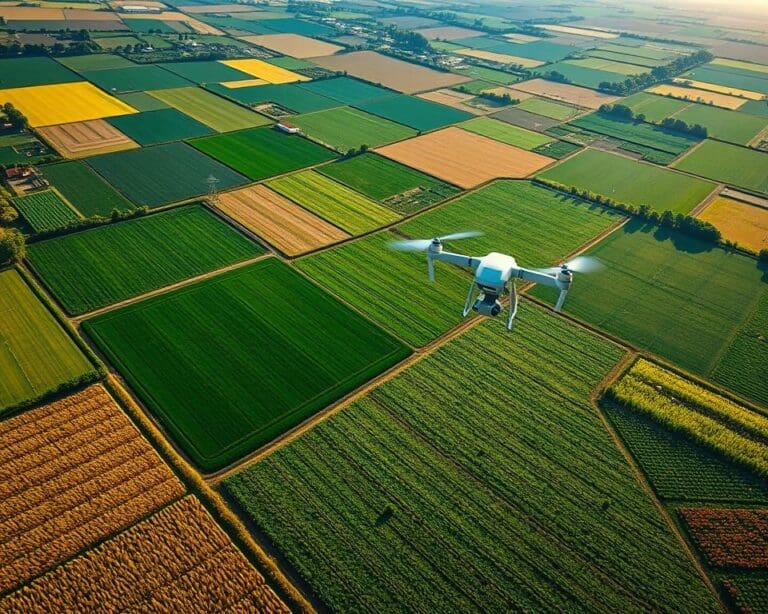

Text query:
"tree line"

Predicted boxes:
[[598, 103, 708, 138]]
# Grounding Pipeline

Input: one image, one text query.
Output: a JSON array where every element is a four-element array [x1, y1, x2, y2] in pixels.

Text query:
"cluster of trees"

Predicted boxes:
[[383, 25, 429, 53], [476, 90, 517, 105], [0, 39, 94, 57], [0, 170, 24, 265], [534, 177, 722, 245], [2, 103, 28, 130], [541, 70, 570, 84], [598, 103, 708, 137], [598, 50, 713, 95]]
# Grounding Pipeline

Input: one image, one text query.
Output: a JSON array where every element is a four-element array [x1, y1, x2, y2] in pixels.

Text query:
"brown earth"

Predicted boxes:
[[375, 126, 554, 188], [416, 88, 487, 115], [310, 50, 470, 94], [37, 119, 138, 158], [241, 33, 342, 58], [511, 78, 621, 109], [218, 184, 349, 256]]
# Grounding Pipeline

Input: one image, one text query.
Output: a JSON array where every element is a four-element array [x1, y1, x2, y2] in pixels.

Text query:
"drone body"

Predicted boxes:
[[392, 233, 599, 330]]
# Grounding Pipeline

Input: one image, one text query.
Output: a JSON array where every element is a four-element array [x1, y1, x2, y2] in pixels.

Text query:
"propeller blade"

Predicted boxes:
[[438, 230, 482, 242], [533, 256, 603, 276], [388, 239, 434, 252], [427, 256, 435, 282]]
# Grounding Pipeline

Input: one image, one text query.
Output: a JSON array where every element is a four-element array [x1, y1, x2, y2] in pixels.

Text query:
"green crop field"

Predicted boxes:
[[740, 100, 768, 117], [290, 107, 416, 152], [587, 50, 668, 68], [56, 54, 136, 72], [533, 62, 627, 89], [0, 57, 79, 88], [116, 91, 169, 112], [224, 304, 716, 612], [87, 142, 248, 207], [0, 269, 94, 413], [106, 108, 214, 145], [298, 77, 396, 105], [81, 65, 192, 93], [683, 63, 768, 95], [158, 61, 253, 84], [83, 259, 410, 471], [568, 58, 649, 76], [318, 153, 459, 213], [268, 170, 400, 234], [95, 36, 143, 51], [673, 140, 768, 194], [27, 205, 262, 315], [299, 181, 621, 346], [602, 400, 768, 502], [459, 117, 555, 149], [528, 220, 768, 391], [206, 82, 341, 114], [148, 87, 272, 133], [539, 149, 715, 213], [267, 56, 315, 70], [40, 161, 135, 218], [191, 127, 337, 181], [515, 97, 583, 120], [453, 79, 495, 95], [670, 104, 767, 145], [568, 113, 699, 155], [11, 189, 80, 233], [357, 95, 473, 131], [620, 92, 690, 122], [453, 65, 520, 84]]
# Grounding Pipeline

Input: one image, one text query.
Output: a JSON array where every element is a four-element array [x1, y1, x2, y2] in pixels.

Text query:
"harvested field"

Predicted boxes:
[[224, 305, 716, 612], [0, 82, 136, 127], [106, 108, 214, 145], [0, 496, 288, 612], [511, 78, 620, 108], [0, 7, 64, 20], [455, 48, 545, 68], [415, 26, 483, 40], [220, 79, 269, 88], [416, 89, 487, 115], [356, 94, 473, 132], [376, 127, 554, 189], [540, 149, 715, 214], [217, 184, 349, 255], [219, 58, 308, 83], [83, 259, 410, 471], [0, 384, 184, 594], [710, 41, 768, 65], [674, 140, 768, 195], [0, 269, 94, 413], [491, 106, 563, 131], [674, 78, 764, 100], [11, 189, 80, 232], [122, 12, 222, 34], [87, 142, 248, 207], [37, 119, 138, 158], [191, 126, 336, 181], [268, 170, 400, 235], [242, 33, 342, 58], [648, 84, 748, 109], [698, 196, 768, 252], [537, 24, 617, 38], [310, 50, 469, 94], [149, 86, 272, 132], [41, 160, 134, 217], [27, 204, 262, 314], [290, 106, 415, 152], [297, 76, 395, 105]]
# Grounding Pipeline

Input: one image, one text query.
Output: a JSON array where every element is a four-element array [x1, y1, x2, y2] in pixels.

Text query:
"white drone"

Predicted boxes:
[[390, 231, 600, 330]]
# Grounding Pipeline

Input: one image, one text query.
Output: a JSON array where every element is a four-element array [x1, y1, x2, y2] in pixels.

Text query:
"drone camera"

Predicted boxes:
[[472, 292, 502, 317]]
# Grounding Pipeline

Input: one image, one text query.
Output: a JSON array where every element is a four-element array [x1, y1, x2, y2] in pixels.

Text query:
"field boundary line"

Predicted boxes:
[[587, 362, 727, 612], [690, 183, 724, 217], [72, 253, 272, 322]]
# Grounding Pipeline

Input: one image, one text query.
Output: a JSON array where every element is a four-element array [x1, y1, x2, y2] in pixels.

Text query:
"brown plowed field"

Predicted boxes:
[[242, 33, 343, 58], [0, 496, 289, 613], [375, 127, 554, 188], [38, 119, 138, 158], [218, 184, 349, 255], [310, 50, 470, 94], [511, 78, 621, 109], [0, 384, 184, 594], [456, 48, 545, 68]]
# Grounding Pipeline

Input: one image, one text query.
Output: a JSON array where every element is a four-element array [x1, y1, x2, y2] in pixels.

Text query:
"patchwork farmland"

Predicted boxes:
[[1, 1, 767, 610]]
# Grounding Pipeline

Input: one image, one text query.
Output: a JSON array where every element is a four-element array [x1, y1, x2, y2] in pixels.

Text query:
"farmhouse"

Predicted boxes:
[[276, 121, 300, 134]]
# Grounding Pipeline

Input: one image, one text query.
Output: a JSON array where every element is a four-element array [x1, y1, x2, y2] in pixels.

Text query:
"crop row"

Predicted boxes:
[[607, 362, 768, 477], [722, 575, 768, 614], [0, 385, 184, 593], [11, 190, 80, 233], [226, 304, 716, 612], [679, 507, 768, 569], [1, 496, 288, 612]]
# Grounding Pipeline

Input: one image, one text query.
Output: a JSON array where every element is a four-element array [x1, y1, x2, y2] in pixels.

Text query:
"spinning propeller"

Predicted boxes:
[[533, 256, 603, 275], [390, 231, 481, 281]]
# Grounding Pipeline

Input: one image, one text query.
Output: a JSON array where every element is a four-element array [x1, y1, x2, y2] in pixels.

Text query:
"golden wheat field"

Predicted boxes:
[[37, 119, 139, 158], [648, 84, 747, 109], [0, 496, 289, 613], [0, 385, 184, 594], [0, 82, 137, 127], [219, 58, 308, 84]]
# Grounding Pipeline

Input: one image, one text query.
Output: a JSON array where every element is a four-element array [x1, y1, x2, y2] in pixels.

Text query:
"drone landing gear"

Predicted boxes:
[[461, 279, 519, 331]]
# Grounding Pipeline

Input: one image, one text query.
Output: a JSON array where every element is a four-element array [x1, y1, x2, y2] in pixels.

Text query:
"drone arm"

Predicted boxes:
[[431, 251, 481, 270], [516, 267, 559, 287]]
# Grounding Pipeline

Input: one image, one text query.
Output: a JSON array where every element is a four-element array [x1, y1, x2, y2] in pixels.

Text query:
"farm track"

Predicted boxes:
[[690, 183, 726, 217]]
